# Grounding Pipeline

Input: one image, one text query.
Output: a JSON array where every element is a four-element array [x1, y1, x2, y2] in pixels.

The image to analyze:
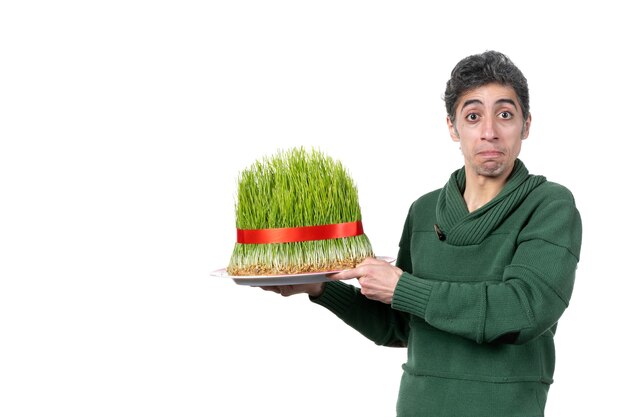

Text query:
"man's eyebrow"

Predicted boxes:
[[461, 99, 482, 110], [495, 98, 518, 109], [460, 98, 518, 110]]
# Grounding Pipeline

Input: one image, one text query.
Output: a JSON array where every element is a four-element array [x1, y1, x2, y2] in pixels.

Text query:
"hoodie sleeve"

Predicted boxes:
[[309, 207, 417, 347]]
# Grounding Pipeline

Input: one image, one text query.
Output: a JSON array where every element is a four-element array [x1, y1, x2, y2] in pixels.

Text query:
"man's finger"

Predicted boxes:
[[327, 267, 362, 281]]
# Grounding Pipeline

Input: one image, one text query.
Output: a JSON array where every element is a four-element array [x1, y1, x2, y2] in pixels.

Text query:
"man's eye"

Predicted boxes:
[[500, 111, 512, 119], [466, 113, 479, 121]]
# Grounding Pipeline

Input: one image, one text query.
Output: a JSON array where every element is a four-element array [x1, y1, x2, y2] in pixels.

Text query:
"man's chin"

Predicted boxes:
[[476, 161, 507, 177]]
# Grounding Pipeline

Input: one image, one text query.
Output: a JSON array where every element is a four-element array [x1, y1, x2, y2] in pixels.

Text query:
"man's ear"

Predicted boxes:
[[447, 116, 460, 142], [522, 113, 532, 140]]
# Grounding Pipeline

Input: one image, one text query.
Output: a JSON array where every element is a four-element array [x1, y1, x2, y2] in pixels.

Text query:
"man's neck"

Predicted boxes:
[[463, 169, 510, 213]]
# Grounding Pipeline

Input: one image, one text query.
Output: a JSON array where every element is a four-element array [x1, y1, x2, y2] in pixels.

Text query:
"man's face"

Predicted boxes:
[[447, 82, 530, 179]]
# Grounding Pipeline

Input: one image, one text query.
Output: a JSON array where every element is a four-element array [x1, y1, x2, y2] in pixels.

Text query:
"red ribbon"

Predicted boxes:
[[237, 221, 364, 244]]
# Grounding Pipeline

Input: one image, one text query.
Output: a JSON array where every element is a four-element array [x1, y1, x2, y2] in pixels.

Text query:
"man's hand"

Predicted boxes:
[[260, 282, 325, 298], [329, 257, 402, 304]]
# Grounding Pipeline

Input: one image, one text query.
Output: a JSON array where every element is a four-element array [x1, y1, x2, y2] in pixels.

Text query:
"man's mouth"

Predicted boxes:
[[477, 150, 503, 158]]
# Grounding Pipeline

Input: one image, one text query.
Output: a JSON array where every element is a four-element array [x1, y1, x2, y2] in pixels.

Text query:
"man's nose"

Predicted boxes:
[[481, 116, 498, 140]]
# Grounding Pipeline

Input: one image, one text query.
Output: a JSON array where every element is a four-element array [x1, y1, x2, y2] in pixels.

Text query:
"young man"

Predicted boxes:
[[264, 51, 582, 416]]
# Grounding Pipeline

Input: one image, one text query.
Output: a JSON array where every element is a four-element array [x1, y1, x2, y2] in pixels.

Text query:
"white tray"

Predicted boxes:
[[211, 256, 395, 286]]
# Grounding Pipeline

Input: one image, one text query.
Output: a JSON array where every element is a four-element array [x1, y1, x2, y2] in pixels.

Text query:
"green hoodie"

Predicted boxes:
[[312, 160, 582, 416]]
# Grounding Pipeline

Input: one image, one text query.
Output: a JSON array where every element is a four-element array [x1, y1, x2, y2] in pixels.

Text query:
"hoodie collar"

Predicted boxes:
[[435, 159, 546, 245]]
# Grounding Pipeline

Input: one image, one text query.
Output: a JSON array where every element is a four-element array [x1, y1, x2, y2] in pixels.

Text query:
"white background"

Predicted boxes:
[[1, 1, 623, 416]]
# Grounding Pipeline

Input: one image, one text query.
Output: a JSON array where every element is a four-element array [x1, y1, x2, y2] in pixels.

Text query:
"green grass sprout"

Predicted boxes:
[[227, 147, 374, 275]]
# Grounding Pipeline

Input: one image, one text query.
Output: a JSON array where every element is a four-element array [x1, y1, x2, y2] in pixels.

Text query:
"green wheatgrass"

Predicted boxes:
[[227, 147, 374, 275]]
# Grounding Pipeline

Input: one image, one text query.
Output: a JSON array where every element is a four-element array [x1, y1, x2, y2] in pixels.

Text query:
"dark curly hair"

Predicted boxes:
[[444, 51, 529, 124]]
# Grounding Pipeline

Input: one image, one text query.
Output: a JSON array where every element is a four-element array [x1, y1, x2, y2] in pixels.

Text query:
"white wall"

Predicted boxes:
[[1, 1, 623, 416]]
